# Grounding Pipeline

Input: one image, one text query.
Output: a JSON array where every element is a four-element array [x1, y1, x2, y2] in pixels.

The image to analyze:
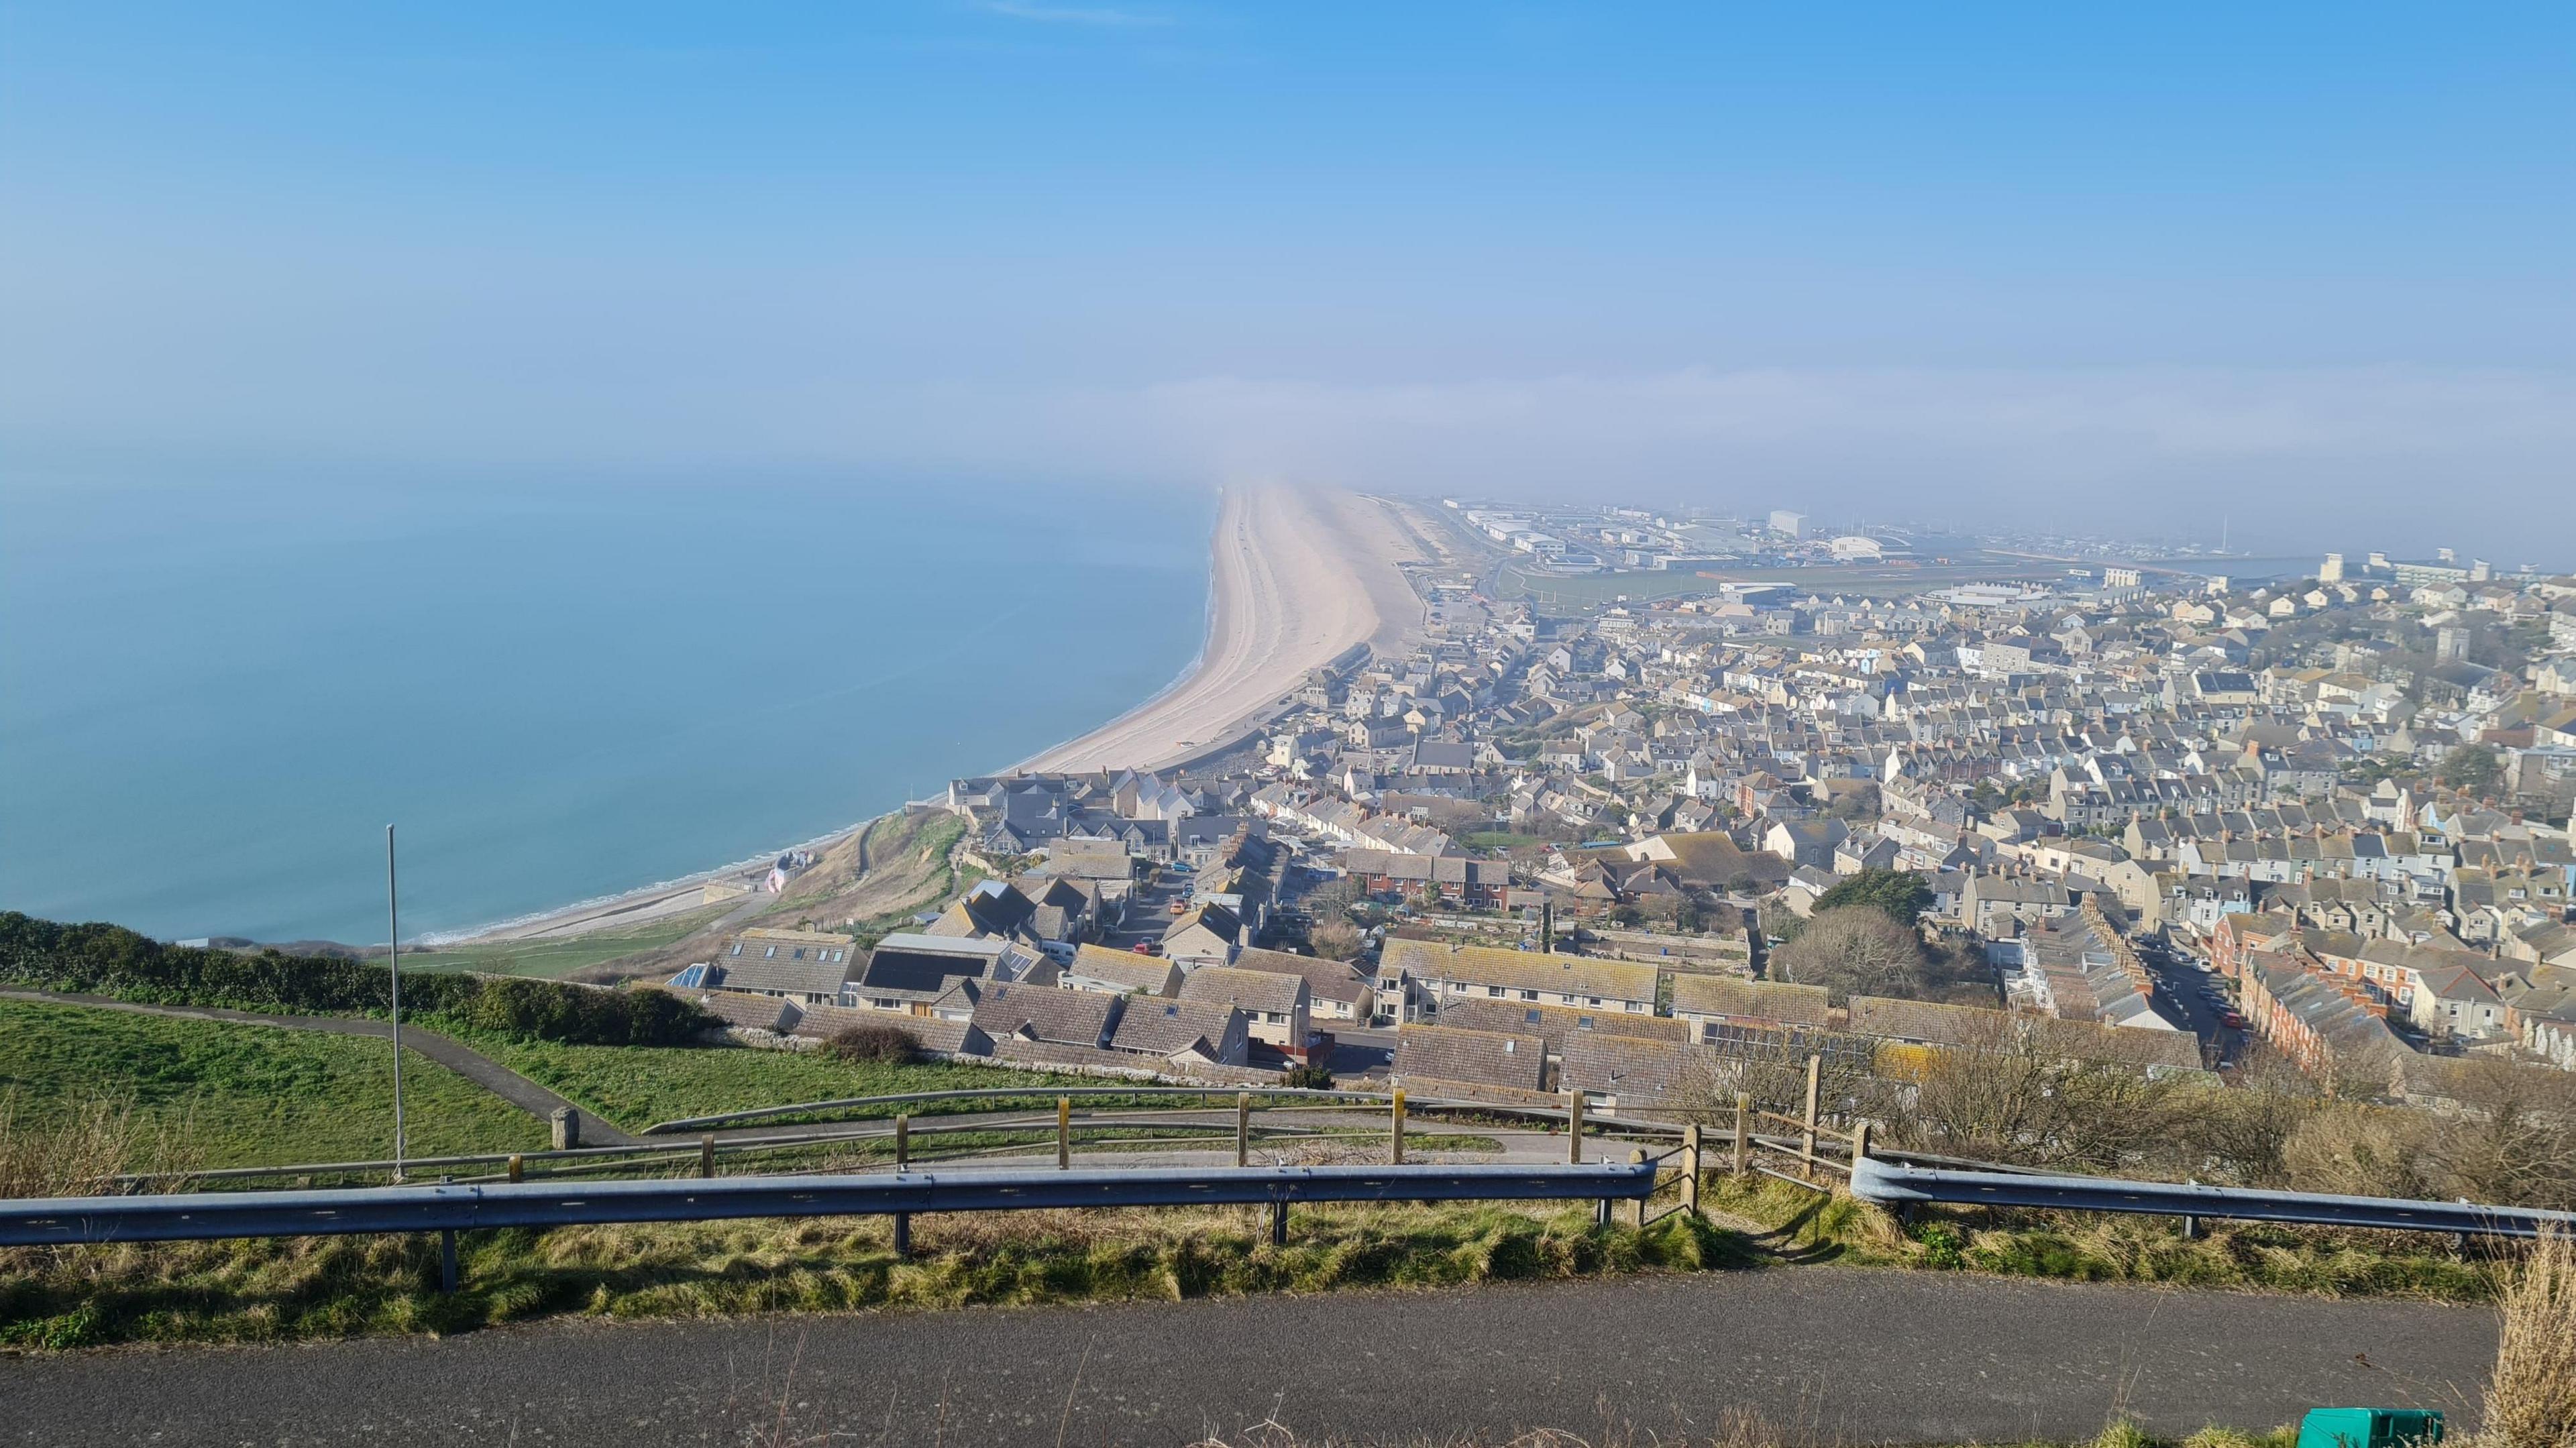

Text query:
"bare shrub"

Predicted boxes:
[[2436, 1060, 2576, 1212], [1900, 1015, 2184, 1174], [1768, 907, 1928, 1005], [2177, 1048, 2318, 1187], [825, 1021, 920, 1064], [2281, 1103, 2440, 1201]]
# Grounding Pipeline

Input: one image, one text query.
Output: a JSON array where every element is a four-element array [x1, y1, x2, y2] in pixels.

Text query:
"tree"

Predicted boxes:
[[1768, 906, 1931, 1004], [1309, 918, 1365, 962], [2439, 743, 2503, 797], [1812, 868, 1933, 926], [1304, 877, 1364, 918]]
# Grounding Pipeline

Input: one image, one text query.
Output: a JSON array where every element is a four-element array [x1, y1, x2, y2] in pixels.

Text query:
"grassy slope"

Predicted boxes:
[[0, 999, 545, 1168], [397, 905, 735, 979], [449, 1032, 1122, 1133]]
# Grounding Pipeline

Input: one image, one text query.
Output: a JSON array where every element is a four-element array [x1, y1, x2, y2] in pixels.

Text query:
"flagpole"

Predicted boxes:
[[387, 824, 407, 1181]]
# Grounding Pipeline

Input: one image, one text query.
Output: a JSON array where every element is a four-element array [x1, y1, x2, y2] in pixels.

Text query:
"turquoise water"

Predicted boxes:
[[1, 473, 1212, 943]]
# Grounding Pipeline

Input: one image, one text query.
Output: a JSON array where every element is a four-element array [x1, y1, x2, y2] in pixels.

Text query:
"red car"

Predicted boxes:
[[2220, 1011, 2245, 1029]]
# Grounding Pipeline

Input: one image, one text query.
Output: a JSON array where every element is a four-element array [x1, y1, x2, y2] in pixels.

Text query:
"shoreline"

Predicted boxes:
[[432, 485, 1428, 948]]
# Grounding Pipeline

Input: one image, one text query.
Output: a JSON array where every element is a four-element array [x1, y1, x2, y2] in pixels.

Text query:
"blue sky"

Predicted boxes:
[[4, 2, 2571, 555]]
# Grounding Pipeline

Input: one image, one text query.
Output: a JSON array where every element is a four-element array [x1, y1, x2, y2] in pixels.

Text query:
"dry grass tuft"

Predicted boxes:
[[2471, 1227, 2576, 1448], [0, 1089, 198, 1198]]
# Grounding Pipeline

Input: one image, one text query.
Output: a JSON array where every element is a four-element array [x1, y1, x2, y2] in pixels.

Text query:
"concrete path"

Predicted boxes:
[[0, 1269, 2498, 1447], [0, 987, 634, 1146]]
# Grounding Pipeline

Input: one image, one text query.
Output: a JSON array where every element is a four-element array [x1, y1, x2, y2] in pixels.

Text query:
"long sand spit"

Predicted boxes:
[[1015, 485, 1426, 773]]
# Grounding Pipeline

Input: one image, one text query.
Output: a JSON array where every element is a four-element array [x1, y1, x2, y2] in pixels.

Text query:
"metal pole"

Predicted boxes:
[[892, 1113, 912, 1258], [386, 824, 407, 1182], [1390, 1087, 1406, 1166]]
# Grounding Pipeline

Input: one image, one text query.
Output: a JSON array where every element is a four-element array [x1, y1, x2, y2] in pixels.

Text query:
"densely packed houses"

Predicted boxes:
[[686, 511, 2576, 1103]]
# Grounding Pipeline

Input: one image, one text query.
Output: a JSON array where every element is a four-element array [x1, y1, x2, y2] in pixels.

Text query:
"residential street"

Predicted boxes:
[[4, 1269, 2497, 1447]]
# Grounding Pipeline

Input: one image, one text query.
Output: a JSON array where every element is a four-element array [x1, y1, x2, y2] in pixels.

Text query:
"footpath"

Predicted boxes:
[[0, 1268, 2496, 1447]]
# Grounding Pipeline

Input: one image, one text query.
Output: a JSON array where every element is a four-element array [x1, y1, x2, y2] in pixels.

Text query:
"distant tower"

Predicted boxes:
[[2470, 558, 2492, 582], [2437, 547, 2457, 565], [2436, 626, 2469, 663], [2319, 553, 2345, 583]]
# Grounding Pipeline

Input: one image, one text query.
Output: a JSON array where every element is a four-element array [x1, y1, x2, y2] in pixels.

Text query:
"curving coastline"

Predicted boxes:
[[439, 485, 1426, 946], [1016, 485, 1426, 774]]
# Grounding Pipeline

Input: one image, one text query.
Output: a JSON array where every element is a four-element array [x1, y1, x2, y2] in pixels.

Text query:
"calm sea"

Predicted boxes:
[[1, 471, 1212, 944]]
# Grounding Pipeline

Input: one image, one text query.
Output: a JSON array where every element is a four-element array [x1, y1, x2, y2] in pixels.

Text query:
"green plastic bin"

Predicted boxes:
[[2296, 1408, 2445, 1448]]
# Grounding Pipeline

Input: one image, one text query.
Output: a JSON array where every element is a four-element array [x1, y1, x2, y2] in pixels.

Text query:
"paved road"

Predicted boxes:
[[3, 1271, 2496, 1446], [0, 988, 633, 1146]]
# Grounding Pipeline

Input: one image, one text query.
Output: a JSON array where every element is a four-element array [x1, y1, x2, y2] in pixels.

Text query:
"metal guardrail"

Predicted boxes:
[[1851, 1154, 2576, 1240], [1, 1162, 1657, 1249]]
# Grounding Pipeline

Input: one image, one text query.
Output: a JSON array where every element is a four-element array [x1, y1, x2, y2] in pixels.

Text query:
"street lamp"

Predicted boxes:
[[386, 824, 407, 1180]]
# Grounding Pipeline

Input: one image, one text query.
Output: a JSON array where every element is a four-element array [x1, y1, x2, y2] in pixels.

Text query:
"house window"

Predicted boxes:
[[1577, 1015, 1597, 1029], [1487, 985, 1503, 997], [1519, 989, 1539, 1001], [764, 946, 777, 958]]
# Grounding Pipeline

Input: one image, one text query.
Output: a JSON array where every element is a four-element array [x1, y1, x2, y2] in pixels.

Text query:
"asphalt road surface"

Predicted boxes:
[[5, 1270, 2496, 1447]]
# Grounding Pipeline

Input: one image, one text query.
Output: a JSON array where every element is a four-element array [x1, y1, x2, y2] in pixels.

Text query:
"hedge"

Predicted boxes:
[[0, 913, 713, 1048]]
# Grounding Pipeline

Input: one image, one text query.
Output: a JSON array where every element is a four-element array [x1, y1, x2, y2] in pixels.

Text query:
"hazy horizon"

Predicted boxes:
[[5, 3, 2572, 562]]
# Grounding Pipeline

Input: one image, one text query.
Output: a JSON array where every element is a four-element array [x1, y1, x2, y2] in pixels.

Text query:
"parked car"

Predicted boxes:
[[2220, 1010, 2245, 1029]]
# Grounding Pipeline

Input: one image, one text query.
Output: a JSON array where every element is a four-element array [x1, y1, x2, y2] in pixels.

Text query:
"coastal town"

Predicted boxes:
[[663, 496, 2576, 1119]]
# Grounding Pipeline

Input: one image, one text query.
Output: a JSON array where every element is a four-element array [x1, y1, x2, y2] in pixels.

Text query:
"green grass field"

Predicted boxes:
[[398, 906, 733, 979], [0, 999, 545, 1168], [452, 1032, 1122, 1133]]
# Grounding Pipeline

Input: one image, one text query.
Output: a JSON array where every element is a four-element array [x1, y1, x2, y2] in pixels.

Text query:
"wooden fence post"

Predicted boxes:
[[1630, 1148, 1649, 1228], [1732, 1093, 1750, 1176], [1682, 1123, 1703, 1218], [1391, 1087, 1407, 1166], [1567, 1091, 1585, 1164], [892, 1113, 912, 1259], [505, 1154, 524, 1184], [1799, 1053, 1823, 1183], [699, 1133, 716, 1180], [1236, 1092, 1251, 1168], [1057, 1097, 1071, 1169]]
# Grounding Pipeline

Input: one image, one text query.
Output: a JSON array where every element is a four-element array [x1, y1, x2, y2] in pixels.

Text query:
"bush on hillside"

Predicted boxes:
[[1811, 868, 1933, 925], [0, 912, 712, 1048], [826, 1021, 921, 1064]]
